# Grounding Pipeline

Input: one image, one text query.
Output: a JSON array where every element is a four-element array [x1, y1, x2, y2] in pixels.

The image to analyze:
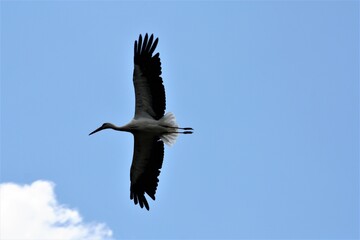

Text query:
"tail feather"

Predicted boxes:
[[159, 112, 178, 146]]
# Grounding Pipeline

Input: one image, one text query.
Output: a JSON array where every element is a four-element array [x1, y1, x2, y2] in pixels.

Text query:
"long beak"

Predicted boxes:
[[89, 126, 104, 136]]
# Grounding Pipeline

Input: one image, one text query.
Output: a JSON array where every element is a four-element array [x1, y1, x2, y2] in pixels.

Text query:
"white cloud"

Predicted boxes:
[[0, 180, 113, 240]]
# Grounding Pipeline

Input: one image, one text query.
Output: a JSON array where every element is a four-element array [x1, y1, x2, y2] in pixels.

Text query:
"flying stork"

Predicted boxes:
[[89, 34, 193, 210]]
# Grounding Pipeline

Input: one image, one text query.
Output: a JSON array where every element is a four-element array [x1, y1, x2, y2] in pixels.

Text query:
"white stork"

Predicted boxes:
[[89, 34, 193, 210]]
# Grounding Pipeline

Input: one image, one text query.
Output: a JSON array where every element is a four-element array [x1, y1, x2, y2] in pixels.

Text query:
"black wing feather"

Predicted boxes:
[[133, 33, 165, 120], [144, 34, 154, 53], [130, 135, 164, 210], [149, 38, 158, 55]]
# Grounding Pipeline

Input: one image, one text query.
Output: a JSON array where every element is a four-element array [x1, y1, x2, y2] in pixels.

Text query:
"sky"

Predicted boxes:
[[1, 1, 359, 239]]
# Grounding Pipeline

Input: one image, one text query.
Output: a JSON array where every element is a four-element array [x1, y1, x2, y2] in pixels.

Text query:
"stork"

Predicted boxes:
[[89, 34, 193, 210]]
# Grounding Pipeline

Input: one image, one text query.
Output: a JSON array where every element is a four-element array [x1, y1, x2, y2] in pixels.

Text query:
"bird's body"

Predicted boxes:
[[126, 117, 167, 134], [90, 34, 192, 210], [96, 112, 183, 145]]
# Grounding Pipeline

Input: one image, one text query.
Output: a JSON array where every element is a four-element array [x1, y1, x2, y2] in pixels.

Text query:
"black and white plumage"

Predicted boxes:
[[89, 34, 193, 210], [133, 34, 165, 120]]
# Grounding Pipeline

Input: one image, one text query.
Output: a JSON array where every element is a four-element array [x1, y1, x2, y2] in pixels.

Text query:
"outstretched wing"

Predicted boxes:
[[130, 133, 164, 210], [133, 33, 166, 120]]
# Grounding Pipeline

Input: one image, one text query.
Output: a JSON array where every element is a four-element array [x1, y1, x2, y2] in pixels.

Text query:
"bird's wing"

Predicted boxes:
[[130, 133, 164, 210], [133, 33, 166, 120]]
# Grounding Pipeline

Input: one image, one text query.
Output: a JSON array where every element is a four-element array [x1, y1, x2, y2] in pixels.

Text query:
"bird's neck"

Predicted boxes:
[[110, 124, 131, 132]]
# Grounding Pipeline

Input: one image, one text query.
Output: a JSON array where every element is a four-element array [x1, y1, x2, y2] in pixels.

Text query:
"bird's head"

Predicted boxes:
[[89, 123, 114, 135]]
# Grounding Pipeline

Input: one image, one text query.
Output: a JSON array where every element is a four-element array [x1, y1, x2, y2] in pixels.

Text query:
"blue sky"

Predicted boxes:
[[1, 1, 359, 239]]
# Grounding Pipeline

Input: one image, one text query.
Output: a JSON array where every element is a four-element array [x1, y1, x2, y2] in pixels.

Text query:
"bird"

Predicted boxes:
[[89, 33, 193, 210]]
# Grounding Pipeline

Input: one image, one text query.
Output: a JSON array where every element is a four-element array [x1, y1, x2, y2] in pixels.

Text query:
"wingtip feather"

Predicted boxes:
[[141, 34, 149, 53], [137, 34, 143, 53], [149, 38, 159, 55]]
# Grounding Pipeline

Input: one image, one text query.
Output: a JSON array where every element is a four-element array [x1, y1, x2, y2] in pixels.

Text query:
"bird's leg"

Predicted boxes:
[[166, 126, 193, 130], [180, 127, 193, 130], [182, 131, 193, 134], [162, 125, 193, 135], [166, 131, 193, 134], [164, 126, 193, 134]]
